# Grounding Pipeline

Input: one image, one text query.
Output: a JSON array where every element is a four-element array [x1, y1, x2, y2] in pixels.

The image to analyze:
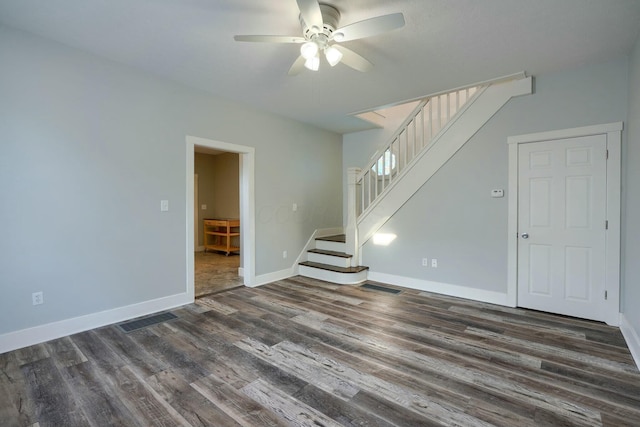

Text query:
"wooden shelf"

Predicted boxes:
[[203, 219, 240, 255]]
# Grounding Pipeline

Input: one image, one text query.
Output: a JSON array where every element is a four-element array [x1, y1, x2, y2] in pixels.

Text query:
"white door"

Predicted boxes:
[[517, 134, 607, 321]]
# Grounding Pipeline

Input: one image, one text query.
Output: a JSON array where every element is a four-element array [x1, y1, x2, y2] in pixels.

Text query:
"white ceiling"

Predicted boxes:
[[1, 0, 639, 134]]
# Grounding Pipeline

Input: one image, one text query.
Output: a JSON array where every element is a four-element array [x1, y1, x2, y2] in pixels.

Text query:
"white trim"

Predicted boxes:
[[507, 122, 623, 325], [186, 136, 256, 289], [0, 292, 191, 354], [367, 272, 509, 306], [620, 314, 640, 370], [299, 265, 368, 285], [349, 71, 527, 116], [252, 268, 294, 287], [238, 267, 244, 277], [507, 122, 623, 145], [293, 229, 319, 275]]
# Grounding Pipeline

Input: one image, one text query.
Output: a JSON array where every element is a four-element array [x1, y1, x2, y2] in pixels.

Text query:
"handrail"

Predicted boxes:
[[355, 85, 483, 217]]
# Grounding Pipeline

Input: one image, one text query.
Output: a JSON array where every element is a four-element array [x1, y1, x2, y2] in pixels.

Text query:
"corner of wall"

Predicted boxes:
[[620, 313, 640, 370]]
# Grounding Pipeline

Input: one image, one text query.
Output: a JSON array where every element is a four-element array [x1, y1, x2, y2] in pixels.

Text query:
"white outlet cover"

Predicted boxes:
[[160, 200, 169, 211], [292, 203, 297, 212], [431, 259, 438, 267], [491, 189, 504, 198], [422, 258, 428, 266]]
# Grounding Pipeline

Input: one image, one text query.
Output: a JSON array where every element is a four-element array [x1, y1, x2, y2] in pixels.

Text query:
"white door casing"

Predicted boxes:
[[186, 136, 256, 300], [194, 173, 199, 249], [507, 123, 622, 326]]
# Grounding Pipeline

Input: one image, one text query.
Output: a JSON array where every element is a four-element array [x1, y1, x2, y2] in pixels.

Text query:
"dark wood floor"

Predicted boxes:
[[2, 276, 639, 426]]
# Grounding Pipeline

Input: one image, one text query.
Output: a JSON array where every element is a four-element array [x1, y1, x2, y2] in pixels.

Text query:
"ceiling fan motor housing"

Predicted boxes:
[[300, 4, 341, 40]]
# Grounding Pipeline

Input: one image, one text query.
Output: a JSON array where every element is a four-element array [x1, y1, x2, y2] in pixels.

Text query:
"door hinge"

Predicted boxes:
[[605, 290, 608, 300], [605, 220, 609, 230], [606, 149, 609, 159]]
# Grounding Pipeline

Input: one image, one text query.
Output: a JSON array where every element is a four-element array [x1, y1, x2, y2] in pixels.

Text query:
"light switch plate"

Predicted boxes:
[[160, 200, 169, 211]]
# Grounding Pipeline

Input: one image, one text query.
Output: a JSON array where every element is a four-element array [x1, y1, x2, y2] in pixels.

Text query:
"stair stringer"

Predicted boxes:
[[357, 77, 533, 247]]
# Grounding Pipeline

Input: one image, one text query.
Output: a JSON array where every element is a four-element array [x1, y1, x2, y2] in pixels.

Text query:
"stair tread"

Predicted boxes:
[[316, 234, 346, 243], [308, 249, 352, 258], [299, 261, 368, 273]]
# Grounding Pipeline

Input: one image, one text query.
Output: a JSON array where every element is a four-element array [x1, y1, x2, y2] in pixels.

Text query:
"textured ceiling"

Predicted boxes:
[[1, 0, 639, 134]]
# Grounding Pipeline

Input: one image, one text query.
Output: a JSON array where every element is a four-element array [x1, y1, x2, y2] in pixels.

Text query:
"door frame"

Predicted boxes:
[[506, 122, 622, 325], [186, 135, 256, 302]]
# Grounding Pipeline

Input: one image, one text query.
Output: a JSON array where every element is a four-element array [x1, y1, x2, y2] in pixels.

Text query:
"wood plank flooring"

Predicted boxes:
[[2, 276, 639, 426]]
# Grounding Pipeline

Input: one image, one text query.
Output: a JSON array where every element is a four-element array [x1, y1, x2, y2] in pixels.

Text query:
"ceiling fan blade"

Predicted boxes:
[[234, 35, 306, 43], [288, 55, 306, 76], [334, 13, 405, 42], [333, 45, 373, 72], [296, 0, 323, 31]]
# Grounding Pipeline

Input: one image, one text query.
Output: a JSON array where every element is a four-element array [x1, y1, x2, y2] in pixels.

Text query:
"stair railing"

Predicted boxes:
[[355, 85, 483, 218]]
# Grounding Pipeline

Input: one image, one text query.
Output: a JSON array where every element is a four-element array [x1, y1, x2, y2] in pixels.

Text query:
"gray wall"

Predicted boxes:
[[345, 59, 629, 293], [194, 152, 240, 247], [623, 34, 640, 332], [0, 25, 342, 335]]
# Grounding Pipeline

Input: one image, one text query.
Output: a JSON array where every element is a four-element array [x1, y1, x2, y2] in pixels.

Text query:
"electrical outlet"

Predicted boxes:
[[431, 259, 438, 268], [292, 203, 297, 212], [422, 258, 428, 266], [32, 291, 43, 306], [283, 250, 287, 259], [160, 200, 169, 212], [201, 204, 207, 210]]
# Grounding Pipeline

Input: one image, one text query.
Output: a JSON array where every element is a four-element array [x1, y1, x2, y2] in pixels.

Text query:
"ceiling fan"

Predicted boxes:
[[234, 0, 405, 75]]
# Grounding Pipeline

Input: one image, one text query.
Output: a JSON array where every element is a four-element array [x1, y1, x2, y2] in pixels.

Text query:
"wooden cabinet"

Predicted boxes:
[[203, 219, 240, 255]]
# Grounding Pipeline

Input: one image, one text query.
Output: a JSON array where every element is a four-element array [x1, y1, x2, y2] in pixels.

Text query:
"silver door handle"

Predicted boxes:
[[521, 233, 529, 239]]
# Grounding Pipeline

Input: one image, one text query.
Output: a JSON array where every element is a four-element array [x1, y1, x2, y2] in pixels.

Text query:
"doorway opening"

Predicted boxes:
[[195, 150, 242, 296], [186, 136, 255, 302]]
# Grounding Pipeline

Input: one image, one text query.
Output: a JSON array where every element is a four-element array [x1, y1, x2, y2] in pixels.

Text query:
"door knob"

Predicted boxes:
[[521, 233, 529, 239]]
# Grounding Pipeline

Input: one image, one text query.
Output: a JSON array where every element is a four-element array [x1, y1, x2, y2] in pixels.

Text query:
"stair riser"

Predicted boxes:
[[299, 265, 368, 285], [307, 252, 351, 268], [315, 240, 346, 252]]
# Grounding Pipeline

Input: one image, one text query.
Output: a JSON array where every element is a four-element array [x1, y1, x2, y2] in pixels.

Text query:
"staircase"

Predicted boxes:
[[298, 234, 369, 284], [298, 75, 533, 285]]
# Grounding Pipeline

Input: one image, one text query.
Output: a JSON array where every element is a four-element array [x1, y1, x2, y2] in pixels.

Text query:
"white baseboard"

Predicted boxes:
[[620, 313, 640, 370], [238, 267, 244, 277], [250, 268, 294, 287], [0, 292, 193, 354], [367, 271, 510, 306]]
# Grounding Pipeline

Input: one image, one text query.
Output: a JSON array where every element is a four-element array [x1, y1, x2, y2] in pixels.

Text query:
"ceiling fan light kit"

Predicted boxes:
[[234, 0, 405, 75], [325, 46, 342, 66], [300, 41, 319, 59]]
